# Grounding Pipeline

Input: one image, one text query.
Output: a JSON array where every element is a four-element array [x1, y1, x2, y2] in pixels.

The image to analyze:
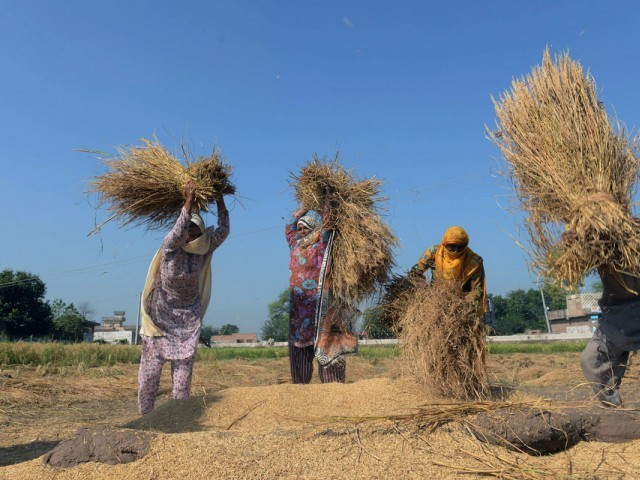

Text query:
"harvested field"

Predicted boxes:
[[1, 351, 639, 478]]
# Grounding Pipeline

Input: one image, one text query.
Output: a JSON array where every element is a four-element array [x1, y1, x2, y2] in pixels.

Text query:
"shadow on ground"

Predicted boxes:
[[0, 440, 59, 467], [123, 394, 220, 433]]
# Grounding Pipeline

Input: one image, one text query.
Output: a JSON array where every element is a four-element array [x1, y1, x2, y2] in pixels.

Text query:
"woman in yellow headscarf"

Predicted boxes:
[[409, 226, 487, 311]]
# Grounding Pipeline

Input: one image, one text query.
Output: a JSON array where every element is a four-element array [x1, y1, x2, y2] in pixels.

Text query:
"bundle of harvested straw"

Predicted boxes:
[[88, 138, 235, 233], [376, 273, 419, 334], [398, 279, 488, 400], [291, 155, 398, 305], [489, 48, 640, 287]]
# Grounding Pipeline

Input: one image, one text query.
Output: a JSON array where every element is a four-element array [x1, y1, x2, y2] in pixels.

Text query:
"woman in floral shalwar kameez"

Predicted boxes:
[[285, 204, 346, 384], [137, 181, 229, 414]]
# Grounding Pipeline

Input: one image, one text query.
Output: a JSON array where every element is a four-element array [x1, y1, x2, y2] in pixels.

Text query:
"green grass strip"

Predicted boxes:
[[488, 341, 588, 354], [196, 347, 288, 361], [0, 341, 588, 367], [0, 342, 141, 367]]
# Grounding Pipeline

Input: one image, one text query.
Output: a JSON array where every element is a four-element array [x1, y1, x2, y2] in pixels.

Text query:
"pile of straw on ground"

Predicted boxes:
[[291, 155, 398, 305], [88, 138, 235, 232], [489, 48, 640, 288], [398, 279, 488, 400]]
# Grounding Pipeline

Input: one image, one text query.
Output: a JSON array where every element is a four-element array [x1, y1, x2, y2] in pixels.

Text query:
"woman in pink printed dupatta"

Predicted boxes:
[[285, 201, 347, 384]]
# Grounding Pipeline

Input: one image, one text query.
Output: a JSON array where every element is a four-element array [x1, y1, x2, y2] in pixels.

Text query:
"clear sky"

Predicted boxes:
[[1, 1, 639, 335]]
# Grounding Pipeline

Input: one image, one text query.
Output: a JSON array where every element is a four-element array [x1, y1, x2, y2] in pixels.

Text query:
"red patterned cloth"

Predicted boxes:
[[285, 210, 328, 347]]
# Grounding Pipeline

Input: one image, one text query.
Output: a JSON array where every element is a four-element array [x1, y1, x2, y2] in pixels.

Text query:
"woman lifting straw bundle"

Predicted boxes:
[[138, 181, 229, 413], [89, 139, 234, 413], [391, 226, 488, 400], [287, 155, 397, 383], [490, 49, 640, 406], [285, 200, 350, 383]]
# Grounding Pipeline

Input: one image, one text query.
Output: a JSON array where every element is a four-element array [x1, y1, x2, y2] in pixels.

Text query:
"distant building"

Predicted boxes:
[[524, 329, 543, 335], [82, 319, 101, 342], [548, 293, 600, 334], [94, 311, 137, 344], [484, 297, 496, 327], [354, 330, 368, 341], [211, 333, 258, 344]]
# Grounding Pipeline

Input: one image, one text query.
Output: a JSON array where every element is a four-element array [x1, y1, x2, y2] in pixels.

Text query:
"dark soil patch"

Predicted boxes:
[[470, 407, 640, 455], [43, 427, 154, 468]]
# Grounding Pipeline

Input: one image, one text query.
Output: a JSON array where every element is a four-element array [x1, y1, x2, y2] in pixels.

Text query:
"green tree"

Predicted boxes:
[[360, 307, 395, 339], [77, 301, 95, 321], [51, 300, 84, 342], [490, 278, 576, 336], [0, 269, 53, 339], [491, 288, 548, 335], [541, 279, 574, 310], [200, 325, 215, 347], [219, 323, 240, 335], [261, 289, 290, 341], [201, 325, 216, 339]]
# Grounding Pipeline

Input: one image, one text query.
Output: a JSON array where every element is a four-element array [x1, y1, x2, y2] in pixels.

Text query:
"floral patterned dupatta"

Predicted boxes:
[[314, 230, 359, 365]]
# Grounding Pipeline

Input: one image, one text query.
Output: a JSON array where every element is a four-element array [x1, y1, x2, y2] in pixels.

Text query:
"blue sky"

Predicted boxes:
[[1, 1, 639, 335]]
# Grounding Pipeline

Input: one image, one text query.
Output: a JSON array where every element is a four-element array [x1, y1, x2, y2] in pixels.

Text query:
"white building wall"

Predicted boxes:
[[94, 330, 134, 344]]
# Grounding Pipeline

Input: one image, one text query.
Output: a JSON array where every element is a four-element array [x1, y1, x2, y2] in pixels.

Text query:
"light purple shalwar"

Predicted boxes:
[[138, 207, 229, 414]]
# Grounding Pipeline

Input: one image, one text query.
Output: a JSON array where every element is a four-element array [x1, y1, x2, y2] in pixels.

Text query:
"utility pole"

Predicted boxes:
[[538, 281, 551, 333], [135, 292, 142, 345]]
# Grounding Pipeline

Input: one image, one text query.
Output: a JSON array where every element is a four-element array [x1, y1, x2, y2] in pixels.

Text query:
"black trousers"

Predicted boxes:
[[289, 344, 346, 384]]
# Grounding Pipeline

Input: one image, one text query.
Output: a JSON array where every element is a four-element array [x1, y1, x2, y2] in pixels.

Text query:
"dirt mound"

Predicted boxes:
[[471, 407, 640, 455], [43, 427, 154, 467]]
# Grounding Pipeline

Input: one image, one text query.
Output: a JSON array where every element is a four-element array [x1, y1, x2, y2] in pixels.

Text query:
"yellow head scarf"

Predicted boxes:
[[434, 226, 474, 281]]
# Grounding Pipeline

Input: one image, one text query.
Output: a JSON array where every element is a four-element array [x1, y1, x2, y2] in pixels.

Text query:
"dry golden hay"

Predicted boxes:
[[489, 48, 640, 288], [291, 154, 398, 305], [88, 137, 235, 232], [398, 279, 488, 400], [375, 273, 419, 333]]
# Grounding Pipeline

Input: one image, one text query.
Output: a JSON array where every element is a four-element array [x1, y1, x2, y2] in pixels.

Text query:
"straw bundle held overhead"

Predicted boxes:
[[489, 48, 640, 287], [89, 138, 235, 232], [398, 279, 488, 400], [291, 155, 398, 305]]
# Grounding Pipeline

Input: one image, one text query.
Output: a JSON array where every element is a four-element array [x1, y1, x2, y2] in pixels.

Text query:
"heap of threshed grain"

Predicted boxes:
[[88, 138, 235, 233], [291, 155, 398, 306], [489, 49, 640, 288], [397, 279, 489, 400]]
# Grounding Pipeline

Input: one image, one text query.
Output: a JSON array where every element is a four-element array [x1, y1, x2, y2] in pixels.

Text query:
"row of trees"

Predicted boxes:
[[1, 269, 245, 344], [0, 269, 93, 341], [1, 268, 594, 342], [260, 290, 290, 341], [200, 323, 241, 340], [261, 281, 586, 340], [489, 282, 570, 335]]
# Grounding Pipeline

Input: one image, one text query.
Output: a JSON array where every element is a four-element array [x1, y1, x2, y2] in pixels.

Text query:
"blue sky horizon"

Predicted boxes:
[[2, 1, 639, 334]]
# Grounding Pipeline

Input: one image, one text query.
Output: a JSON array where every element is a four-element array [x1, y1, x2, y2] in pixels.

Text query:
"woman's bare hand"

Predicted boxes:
[[184, 180, 196, 210]]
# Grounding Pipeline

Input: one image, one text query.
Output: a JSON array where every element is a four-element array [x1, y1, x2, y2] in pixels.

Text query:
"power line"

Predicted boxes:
[[389, 172, 486, 197], [0, 255, 149, 289], [1, 172, 490, 289]]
